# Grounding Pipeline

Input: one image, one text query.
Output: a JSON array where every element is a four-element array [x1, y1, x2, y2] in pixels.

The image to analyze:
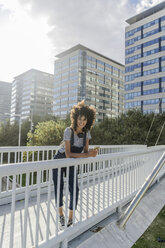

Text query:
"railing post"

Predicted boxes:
[[61, 239, 68, 248], [116, 206, 122, 215], [117, 151, 165, 229]]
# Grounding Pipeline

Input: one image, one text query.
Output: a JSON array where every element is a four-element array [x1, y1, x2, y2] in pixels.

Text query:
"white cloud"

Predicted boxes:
[[135, 0, 164, 13], [0, 0, 54, 82], [0, 0, 165, 82], [18, 0, 135, 66]]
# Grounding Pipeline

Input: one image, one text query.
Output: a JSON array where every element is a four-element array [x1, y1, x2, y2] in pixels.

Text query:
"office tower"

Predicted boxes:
[[125, 1, 165, 114], [10, 69, 54, 123], [0, 81, 11, 124], [54, 44, 124, 122]]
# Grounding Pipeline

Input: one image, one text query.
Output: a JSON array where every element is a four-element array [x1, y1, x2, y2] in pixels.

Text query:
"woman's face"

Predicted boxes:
[[77, 115, 87, 130]]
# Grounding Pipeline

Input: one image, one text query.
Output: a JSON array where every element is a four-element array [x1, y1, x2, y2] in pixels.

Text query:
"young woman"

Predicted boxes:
[[53, 101, 97, 229]]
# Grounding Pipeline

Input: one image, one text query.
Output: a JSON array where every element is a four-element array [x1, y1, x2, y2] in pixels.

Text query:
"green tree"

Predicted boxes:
[[0, 110, 164, 147], [91, 110, 165, 146], [0, 121, 18, 146], [0, 120, 31, 146], [147, 112, 165, 146], [27, 120, 66, 146], [21, 120, 31, 146]]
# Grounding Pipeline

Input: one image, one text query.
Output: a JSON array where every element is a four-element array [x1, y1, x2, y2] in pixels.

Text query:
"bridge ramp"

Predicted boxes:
[[71, 177, 165, 248]]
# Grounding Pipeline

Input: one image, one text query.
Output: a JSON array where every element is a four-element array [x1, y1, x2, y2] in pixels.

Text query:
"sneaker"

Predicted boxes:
[[59, 215, 65, 230], [67, 219, 73, 227]]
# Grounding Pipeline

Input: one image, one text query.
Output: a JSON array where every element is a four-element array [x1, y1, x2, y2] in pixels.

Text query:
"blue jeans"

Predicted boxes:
[[53, 152, 79, 210]]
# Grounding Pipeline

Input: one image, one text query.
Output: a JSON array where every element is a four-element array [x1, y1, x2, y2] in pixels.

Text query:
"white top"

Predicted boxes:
[[58, 127, 91, 153]]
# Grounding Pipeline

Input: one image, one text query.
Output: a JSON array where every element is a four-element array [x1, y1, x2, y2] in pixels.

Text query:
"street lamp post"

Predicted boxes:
[[30, 110, 34, 132], [5, 113, 21, 146], [18, 116, 21, 146]]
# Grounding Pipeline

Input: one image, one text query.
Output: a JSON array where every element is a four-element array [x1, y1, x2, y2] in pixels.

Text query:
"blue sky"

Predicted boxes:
[[0, 0, 164, 82]]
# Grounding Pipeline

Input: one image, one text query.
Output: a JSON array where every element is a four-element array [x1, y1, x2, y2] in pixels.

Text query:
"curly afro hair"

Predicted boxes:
[[70, 100, 96, 132]]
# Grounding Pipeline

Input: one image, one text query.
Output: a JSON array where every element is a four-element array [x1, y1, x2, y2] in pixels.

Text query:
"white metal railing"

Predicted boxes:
[[0, 146, 58, 165], [0, 145, 146, 196], [118, 151, 165, 228], [0, 145, 146, 201], [0, 146, 165, 248], [0, 145, 146, 165]]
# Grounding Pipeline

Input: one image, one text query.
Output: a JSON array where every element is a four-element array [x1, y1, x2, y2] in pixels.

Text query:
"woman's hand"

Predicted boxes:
[[87, 149, 98, 157]]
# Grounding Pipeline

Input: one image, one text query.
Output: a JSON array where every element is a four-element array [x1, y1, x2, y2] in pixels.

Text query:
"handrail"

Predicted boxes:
[[0, 144, 147, 165], [0, 144, 145, 151], [117, 151, 165, 228], [0, 145, 146, 154], [0, 147, 165, 177], [0, 146, 165, 177]]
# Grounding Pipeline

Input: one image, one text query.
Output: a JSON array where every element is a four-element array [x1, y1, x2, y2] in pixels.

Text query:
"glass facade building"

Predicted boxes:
[[11, 69, 54, 123], [125, 1, 165, 114], [0, 81, 11, 124], [54, 44, 124, 122]]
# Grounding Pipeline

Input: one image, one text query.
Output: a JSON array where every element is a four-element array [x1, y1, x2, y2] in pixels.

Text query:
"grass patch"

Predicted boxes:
[[132, 205, 165, 248]]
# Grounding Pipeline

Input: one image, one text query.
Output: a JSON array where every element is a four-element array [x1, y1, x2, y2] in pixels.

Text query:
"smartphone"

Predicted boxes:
[[94, 146, 100, 150]]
